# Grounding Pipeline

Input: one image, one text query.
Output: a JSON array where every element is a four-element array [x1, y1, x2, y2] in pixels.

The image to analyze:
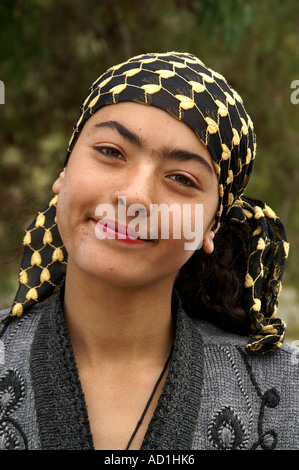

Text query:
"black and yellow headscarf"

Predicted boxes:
[[7, 52, 289, 353]]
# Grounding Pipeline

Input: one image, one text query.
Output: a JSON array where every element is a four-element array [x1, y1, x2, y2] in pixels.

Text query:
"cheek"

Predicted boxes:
[[159, 237, 196, 275], [54, 166, 113, 250], [56, 166, 99, 216], [55, 190, 72, 248], [173, 204, 205, 249], [55, 175, 86, 246], [55, 179, 76, 226], [202, 193, 219, 230]]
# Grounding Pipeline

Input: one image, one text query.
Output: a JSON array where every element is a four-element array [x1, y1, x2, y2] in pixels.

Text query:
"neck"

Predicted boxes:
[[63, 260, 175, 367]]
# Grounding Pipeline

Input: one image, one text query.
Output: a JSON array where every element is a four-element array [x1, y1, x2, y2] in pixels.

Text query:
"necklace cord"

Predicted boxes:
[[125, 345, 174, 450]]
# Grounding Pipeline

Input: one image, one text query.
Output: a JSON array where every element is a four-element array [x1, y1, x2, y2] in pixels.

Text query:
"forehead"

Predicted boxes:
[[85, 102, 210, 155]]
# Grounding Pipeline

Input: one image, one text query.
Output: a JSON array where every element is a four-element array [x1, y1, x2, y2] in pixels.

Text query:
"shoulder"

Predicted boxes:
[[194, 316, 296, 351], [0, 302, 44, 333], [190, 316, 299, 377], [188, 317, 299, 450], [0, 295, 58, 359], [0, 307, 11, 322]]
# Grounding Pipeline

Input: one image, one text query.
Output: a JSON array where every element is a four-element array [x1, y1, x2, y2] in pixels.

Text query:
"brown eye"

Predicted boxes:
[[169, 174, 199, 189], [95, 147, 125, 160]]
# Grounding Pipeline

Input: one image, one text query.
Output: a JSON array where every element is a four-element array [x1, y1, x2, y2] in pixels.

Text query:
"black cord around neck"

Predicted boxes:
[[125, 345, 174, 450]]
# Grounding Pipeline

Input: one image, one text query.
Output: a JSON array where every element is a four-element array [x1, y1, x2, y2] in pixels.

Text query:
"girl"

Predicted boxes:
[[0, 52, 297, 451]]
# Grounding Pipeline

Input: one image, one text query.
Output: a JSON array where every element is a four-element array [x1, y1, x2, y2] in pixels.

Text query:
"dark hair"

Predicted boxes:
[[175, 222, 252, 335]]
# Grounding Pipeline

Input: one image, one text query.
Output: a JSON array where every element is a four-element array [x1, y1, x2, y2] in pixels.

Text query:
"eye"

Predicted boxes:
[[168, 173, 199, 189], [94, 146, 125, 160]]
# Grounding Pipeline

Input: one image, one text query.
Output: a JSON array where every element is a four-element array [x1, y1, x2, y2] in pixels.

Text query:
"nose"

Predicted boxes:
[[111, 162, 157, 214]]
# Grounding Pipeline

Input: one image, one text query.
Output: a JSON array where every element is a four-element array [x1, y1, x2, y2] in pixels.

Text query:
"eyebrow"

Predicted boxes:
[[161, 148, 214, 175], [94, 121, 143, 148], [93, 120, 214, 175]]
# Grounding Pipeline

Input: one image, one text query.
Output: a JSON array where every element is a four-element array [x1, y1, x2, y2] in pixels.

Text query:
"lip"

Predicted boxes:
[[93, 218, 152, 245]]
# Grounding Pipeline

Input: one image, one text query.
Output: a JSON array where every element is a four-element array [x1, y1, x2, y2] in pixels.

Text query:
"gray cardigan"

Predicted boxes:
[[0, 289, 298, 450]]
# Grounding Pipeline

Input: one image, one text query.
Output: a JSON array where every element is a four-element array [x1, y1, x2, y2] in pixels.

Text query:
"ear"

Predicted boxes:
[[52, 169, 66, 194], [202, 229, 215, 254]]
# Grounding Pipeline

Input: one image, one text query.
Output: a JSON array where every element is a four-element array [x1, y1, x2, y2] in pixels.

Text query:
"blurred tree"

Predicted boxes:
[[0, 0, 298, 309]]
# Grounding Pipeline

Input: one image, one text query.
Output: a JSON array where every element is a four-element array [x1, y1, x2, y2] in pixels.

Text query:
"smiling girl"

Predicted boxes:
[[0, 52, 297, 451]]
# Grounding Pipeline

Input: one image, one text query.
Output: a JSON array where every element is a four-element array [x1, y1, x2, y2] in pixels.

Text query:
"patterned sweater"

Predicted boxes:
[[0, 289, 298, 450]]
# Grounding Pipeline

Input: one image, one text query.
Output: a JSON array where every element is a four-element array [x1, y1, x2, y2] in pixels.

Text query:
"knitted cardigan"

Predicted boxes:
[[0, 289, 298, 450]]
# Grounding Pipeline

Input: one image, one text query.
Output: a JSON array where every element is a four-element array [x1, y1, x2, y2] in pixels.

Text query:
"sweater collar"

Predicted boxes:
[[30, 287, 204, 450], [141, 294, 204, 450]]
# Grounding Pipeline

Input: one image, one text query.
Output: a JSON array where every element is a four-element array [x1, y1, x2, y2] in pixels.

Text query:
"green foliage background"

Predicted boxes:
[[0, 0, 298, 336]]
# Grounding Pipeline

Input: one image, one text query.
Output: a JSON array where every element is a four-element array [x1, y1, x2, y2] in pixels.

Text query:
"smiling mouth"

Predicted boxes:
[[93, 219, 152, 245]]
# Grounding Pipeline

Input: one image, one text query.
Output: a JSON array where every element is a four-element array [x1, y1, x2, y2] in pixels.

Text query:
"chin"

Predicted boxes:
[[70, 255, 173, 289]]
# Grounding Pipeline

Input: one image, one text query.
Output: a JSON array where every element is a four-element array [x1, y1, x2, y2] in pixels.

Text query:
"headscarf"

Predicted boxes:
[[7, 52, 289, 353]]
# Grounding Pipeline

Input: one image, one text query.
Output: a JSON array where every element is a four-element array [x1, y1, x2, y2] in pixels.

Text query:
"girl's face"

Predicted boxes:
[[53, 102, 219, 288]]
